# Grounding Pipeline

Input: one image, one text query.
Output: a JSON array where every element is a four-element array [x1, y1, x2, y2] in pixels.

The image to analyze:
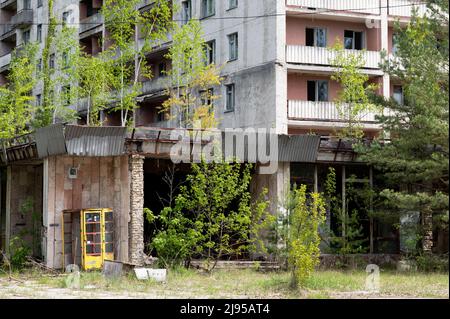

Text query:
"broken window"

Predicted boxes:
[[307, 80, 329, 102], [344, 30, 364, 50], [393, 85, 404, 105], [306, 27, 327, 47]]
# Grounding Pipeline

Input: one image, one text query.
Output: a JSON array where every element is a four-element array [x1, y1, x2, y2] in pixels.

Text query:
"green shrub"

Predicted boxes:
[[9, 236, 31, 270], [288, 185, 326, 288], [416, 253, 449, 272]]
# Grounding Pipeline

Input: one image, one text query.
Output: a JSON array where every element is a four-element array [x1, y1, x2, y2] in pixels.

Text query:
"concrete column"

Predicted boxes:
[[251, 162, 290, 256], [380, 0, 391, 98], [4, 166, 11, 255], [129, 154, 144, 265]]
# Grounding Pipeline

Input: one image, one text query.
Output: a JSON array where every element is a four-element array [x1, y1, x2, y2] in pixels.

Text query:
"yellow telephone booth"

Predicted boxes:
[[62, 208, 114, 271]]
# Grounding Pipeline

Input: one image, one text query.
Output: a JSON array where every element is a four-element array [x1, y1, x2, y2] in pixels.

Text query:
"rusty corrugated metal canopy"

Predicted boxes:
[[34, 124, 67, 158], [34, 124, 126, 158], [278, 135, 321, 163], [65, 125, 126, 156]]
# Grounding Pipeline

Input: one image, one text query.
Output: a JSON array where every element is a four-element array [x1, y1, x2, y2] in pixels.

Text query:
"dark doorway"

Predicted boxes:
[[143, 159, 191, 256]]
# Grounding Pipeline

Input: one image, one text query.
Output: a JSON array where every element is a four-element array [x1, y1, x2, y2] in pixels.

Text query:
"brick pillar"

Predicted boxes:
[[129, 154, 144, 265]]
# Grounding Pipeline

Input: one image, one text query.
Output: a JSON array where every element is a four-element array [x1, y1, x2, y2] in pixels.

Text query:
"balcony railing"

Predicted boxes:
[[288, 100, 379, 123], [79, 13, 104, 35], [286, 45, 382, 69], [0, 23, 15, 38], [11, 9, 33, 28], [0, 53, 11, 72], [388, 0, 428, 17], [286, 0, 381, 15], [141, 76, 168, 95], [0, 0, 17, 9]]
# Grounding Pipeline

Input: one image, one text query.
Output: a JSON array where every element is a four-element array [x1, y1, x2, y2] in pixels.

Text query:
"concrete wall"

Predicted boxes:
[[43, 155, 130, 269], [6, 164, 43, 257], [171, 0, 287, 133]]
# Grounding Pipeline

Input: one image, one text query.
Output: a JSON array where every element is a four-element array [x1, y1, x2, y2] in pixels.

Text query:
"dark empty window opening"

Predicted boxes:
[[306, 28, 327, 47], [344, 30, 364, 50], [307, 80, 329, 102]]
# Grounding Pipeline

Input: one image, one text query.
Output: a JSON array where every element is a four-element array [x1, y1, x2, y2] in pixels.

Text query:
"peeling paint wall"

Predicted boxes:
[[43, 155, 130, 269]]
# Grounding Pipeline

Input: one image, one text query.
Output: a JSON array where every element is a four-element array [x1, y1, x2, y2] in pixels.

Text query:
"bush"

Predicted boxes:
[[416, 253, 449, 272], [8, 236, 31, 270], [288, 185, 326, 288]]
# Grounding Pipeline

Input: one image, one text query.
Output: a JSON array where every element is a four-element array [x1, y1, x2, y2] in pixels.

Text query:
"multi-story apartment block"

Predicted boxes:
[[2, 1, 441, 267], [0, 0, 426, 131]]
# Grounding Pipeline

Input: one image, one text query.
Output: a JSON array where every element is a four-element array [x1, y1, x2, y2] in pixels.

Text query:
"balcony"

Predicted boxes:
[[0, 23, 16, 41], [0, 53, 11, 73], [286, 0, 381, 16], [388, 0, 428, 18], [288, 100, 381, 130], [0, 0, 17, 10], [79, 13, 104, 37], [286, 45, 382, 71], [141, 76, 168, 97], [11, 9, 33, 28]]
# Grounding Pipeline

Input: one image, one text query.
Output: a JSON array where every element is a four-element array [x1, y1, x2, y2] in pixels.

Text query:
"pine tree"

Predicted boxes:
[[357, 0, 449, 253]]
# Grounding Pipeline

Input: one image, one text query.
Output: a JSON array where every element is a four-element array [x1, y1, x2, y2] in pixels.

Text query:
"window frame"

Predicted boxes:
[[201, 0, 216, 19], [344, 30, 365, 50], [49, 53, 56, 69], [181, 0, 192, 25], [306, 27, 327, 47], [225, 83, 235, 112], [200, 88, 214, 107], [307, 80, 329, 102], [393, 85, 404, 105], [37, 24, 42, 43], [22, 29, 30, 44], [228, 0, 238, 10], [204, 39, 216, 65], [228, 32, 238, 62]]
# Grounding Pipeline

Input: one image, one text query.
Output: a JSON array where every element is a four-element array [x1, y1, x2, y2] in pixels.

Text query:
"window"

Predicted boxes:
[[181, 0, 192, 25], [158, 61, 167, 77], [50, 53, 55, 69], [228, 33, 238, 61], [37, 24, 42, 42], [200, 88, 214, 106], [393, 86, 404, 105], [392, 33, 399, 55], [344, 30, 364, 50], [24, 0, 31, 9], [225, 84, 235, 112], [201, 0, 215, 18], [306, 28, 327, 47], [307, 80, 329, 102], [36, 94, 42, 106], [62, 51, 69, 69], [204, 40, 216, 65], [229, 0, 238, 10], [62, 11, 71, 25], [62, 85, 71, 105], [37, 58, 42, 72], [22, 29, 30, 44], [38, 0, 43, 8], [157, 108, 169, 122]]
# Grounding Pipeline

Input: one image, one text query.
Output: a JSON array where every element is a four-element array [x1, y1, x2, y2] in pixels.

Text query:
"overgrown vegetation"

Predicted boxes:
[[146, 160, 272, 272], [356, 0, 449, 255], [287, 185, 326, 288]]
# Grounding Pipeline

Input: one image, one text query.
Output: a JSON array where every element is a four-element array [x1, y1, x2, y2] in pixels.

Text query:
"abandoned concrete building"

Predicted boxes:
[[0, 0, 448, 270]]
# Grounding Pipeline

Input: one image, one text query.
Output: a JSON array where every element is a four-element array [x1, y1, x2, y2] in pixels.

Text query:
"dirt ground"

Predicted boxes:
[[0, 269, 448, 299]]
